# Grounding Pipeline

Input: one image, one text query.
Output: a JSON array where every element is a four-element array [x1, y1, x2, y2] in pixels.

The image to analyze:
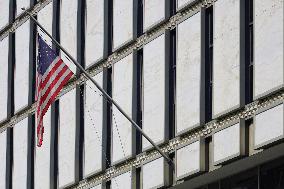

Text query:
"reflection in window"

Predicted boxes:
[[0, 131, 6, 188], [15, 21, 30, 112], [59, 89, 76, 187], [143, 0, 165, 30], [176, 13, 201, 135], [84, 72, 103, 177], [142, 34, 165, 150], [112, 54, 133, 164], [35, 109, 51, 189], [0, 0, 9, 28], [13, 118, 28, 189], [254, 0, 283, 98], [113, 0, 133, 49], [61, 0, 77, 73], [213, 0, 240, 117], [0, 38, 8, 121], [85, 0, 104, 67]]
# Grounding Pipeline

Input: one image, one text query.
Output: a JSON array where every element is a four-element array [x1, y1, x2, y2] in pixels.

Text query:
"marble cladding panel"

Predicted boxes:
[[142, 157, 164, 189], [0, 38, 8, 121], [254, 104, 284, 148], [111, 171, 132, 189], [0, 0, 9, 29], [213, 0, 240, 116], [213, 123, 240, 164], [15, 21, 30, 113], [38, 2, 53, 47], [0, 131, 6, 188], [84, 72, 103, 177], [61, 0, 77, 73], [17, 0, 30, 16], [254, 0, 283, 98], [59, 89, 76, 188], [13, 118, 28, 189], [113, 0, 133, 49], [176, 12, 201, 135], [35, 109, 51, 189], [176, 141, 200, 179], [85, 0, 104, 67], [112, 54, 133, 164], [142, 34, 165, 150], [144, 0, 165, 30]]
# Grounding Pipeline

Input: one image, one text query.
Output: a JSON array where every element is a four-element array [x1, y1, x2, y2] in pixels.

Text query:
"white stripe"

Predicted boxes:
[[41, 56, 61, 81], [40, 69, 72, 114], [40, 63, 66, 97]]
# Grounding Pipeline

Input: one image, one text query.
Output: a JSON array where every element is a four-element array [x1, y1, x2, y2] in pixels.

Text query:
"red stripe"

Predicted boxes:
[[39, 59, 63, 89], [39, 71, 73, 121], [37, 65, 69, 116]]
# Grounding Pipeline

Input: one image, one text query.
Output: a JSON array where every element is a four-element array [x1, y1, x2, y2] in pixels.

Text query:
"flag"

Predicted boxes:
[[36, 35, 74, 147]]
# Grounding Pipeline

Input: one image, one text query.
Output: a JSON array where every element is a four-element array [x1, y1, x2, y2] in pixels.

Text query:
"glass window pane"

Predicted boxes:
[[0, 0, 9, 29], [144, 0, 165, 30], [254, 104, 284, 148], [59, 89, 76, 187], [37, 2, 53, 46], [213, 0, 240, 117], [84, 72, 103, 177], [176, 13, 201, 135], [113, 0, 133, 49], [15, 21, 30, 112], [142, 34, 165, 150], [213, 123, 240, 164], [142, 157, 165, 189], [17, 0, 30, 16], [176, 141, 200, 179], [13, 118, 28, 189], [0, 130, 7, 188], [35, 109, 51, 189], [61, 0, 77, 73], [111, 171, 132, 189], [254, 0, 283, 98], [112, 54, 133, 164], [85, 0, 104, 67], [0, 37, 8, 121]]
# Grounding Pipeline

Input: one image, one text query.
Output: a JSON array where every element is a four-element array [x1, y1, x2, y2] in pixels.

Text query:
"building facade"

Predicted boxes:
[[0, 0, 283, 189]]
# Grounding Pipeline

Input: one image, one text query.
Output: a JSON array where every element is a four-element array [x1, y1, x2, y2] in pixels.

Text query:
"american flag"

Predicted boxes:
[[36, 35, 74, 147]]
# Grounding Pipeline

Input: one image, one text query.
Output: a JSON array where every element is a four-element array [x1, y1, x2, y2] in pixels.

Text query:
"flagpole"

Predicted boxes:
[[23, 8, 174, 166]]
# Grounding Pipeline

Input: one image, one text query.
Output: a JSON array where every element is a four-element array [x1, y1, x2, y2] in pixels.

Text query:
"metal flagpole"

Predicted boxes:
[[23, 8, 174, 166]]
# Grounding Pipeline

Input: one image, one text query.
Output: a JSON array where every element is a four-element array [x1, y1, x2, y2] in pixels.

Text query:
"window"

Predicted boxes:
[[143, 0, 165, 30], [0, 131, 6, 188], [59, 89, 76, 187], [60, 0, 77, 73], [142, 34, 165, 150], [15, 21, 30, 112], [0, 37, 8, 121], [176, 12, 201, 135], [85, 0, 104, 67], [84, 72, 104, 177], [113, 0, 133, 50], [254, 0, 283, 99], [13, 118, 28, 189], [213, 0, 240, 117]]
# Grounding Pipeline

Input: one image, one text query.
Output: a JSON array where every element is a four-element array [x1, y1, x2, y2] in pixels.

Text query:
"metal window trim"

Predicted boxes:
[[253, 102, 284, 150], [212, 119, 247, 166], [175, 137, 207, 181]]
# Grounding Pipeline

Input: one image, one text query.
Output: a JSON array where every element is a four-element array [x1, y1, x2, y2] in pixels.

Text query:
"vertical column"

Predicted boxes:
[[75, 0, 86, 182], [50, 0, 60, 188], [27, 0, 37, 188], [6, 0, 16, 188], [200, 6, 213, 125], [102, 0, 112, 172]]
